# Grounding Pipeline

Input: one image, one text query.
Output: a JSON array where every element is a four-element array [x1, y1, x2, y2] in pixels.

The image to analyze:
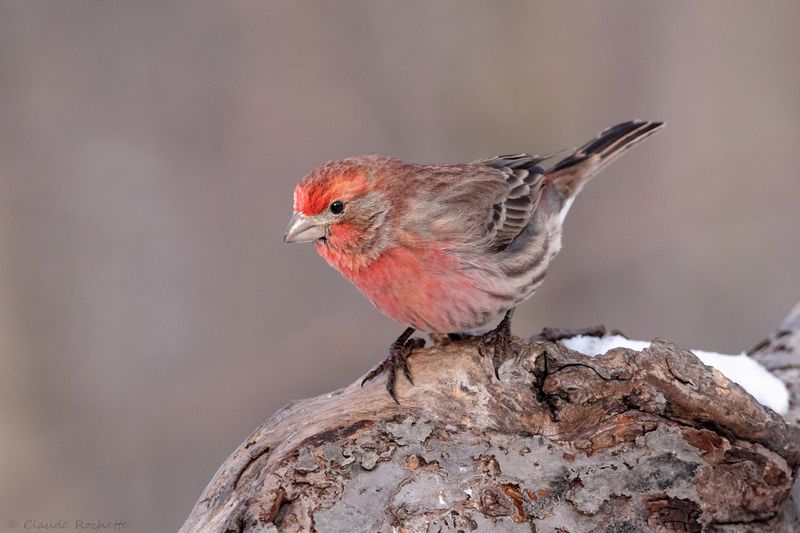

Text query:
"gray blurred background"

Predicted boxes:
[[1, 1, 799, 531]]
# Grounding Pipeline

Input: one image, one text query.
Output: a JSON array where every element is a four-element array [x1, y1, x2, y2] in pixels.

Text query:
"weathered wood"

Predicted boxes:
[[749, 302, 800, 528], [181, 312, 800, 533], [750, 302, 800, 426]]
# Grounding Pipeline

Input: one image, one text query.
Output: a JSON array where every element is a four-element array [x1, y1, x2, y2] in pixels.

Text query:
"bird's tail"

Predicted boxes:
[[545, 120, 664, 203]]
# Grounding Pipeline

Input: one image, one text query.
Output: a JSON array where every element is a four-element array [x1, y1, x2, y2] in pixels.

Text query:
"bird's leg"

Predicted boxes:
[[533, 324, 624, 342], [361, 327, 425, 403], [479, 308, 516, 379]]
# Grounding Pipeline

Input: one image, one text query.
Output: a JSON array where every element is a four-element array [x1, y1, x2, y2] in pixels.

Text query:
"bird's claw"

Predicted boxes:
[[361, 337, 425, 403], [478, 315, 515, 379]]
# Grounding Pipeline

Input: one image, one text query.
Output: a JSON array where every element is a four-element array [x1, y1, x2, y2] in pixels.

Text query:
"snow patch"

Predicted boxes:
[[561, 335, 650, 356], [561, 335, 789, 415]]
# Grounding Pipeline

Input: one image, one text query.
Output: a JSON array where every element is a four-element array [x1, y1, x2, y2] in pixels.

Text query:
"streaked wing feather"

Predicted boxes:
[[476, 154, 548, 250]]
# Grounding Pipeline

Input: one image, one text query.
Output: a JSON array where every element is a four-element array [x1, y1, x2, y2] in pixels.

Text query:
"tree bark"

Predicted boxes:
[[180, 306, 800, 533]]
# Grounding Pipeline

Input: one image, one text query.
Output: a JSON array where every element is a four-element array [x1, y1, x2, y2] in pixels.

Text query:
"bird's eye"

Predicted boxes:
[[330, 200, 344, 214]]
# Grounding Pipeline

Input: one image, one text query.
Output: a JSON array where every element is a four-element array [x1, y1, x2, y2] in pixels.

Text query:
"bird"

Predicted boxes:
[[284, 120, 664, 402]]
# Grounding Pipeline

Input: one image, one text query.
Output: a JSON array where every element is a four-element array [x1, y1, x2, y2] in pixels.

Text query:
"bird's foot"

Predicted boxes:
[[361, 331, 425, 403], [532, 324, 624, 342], [478, 310, 516, 379]]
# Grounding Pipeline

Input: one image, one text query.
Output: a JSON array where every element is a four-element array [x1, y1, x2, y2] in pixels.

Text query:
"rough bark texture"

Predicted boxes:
[[749, 302, 800, 527], [750, 302, 800, 426], [181, 309, 800, 533]]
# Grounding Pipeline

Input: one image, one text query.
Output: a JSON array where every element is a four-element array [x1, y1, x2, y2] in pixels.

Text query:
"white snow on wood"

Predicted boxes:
[[560, 335, 790, 415]]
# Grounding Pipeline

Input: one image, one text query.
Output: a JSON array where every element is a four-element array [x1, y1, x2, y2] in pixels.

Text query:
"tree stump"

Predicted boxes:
[[180, 307, 800, 532]]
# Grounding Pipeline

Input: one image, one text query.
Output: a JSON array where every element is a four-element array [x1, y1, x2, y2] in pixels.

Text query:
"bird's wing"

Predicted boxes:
[[475, 154, 548, 250], [409, 155, 548, 253]]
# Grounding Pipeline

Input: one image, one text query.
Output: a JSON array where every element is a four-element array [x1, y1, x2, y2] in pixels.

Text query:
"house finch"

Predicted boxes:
[[285, 121, 663, 402]]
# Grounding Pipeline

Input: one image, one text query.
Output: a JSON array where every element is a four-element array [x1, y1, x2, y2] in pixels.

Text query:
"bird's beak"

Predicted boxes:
[[284, 212, 326, 243]]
